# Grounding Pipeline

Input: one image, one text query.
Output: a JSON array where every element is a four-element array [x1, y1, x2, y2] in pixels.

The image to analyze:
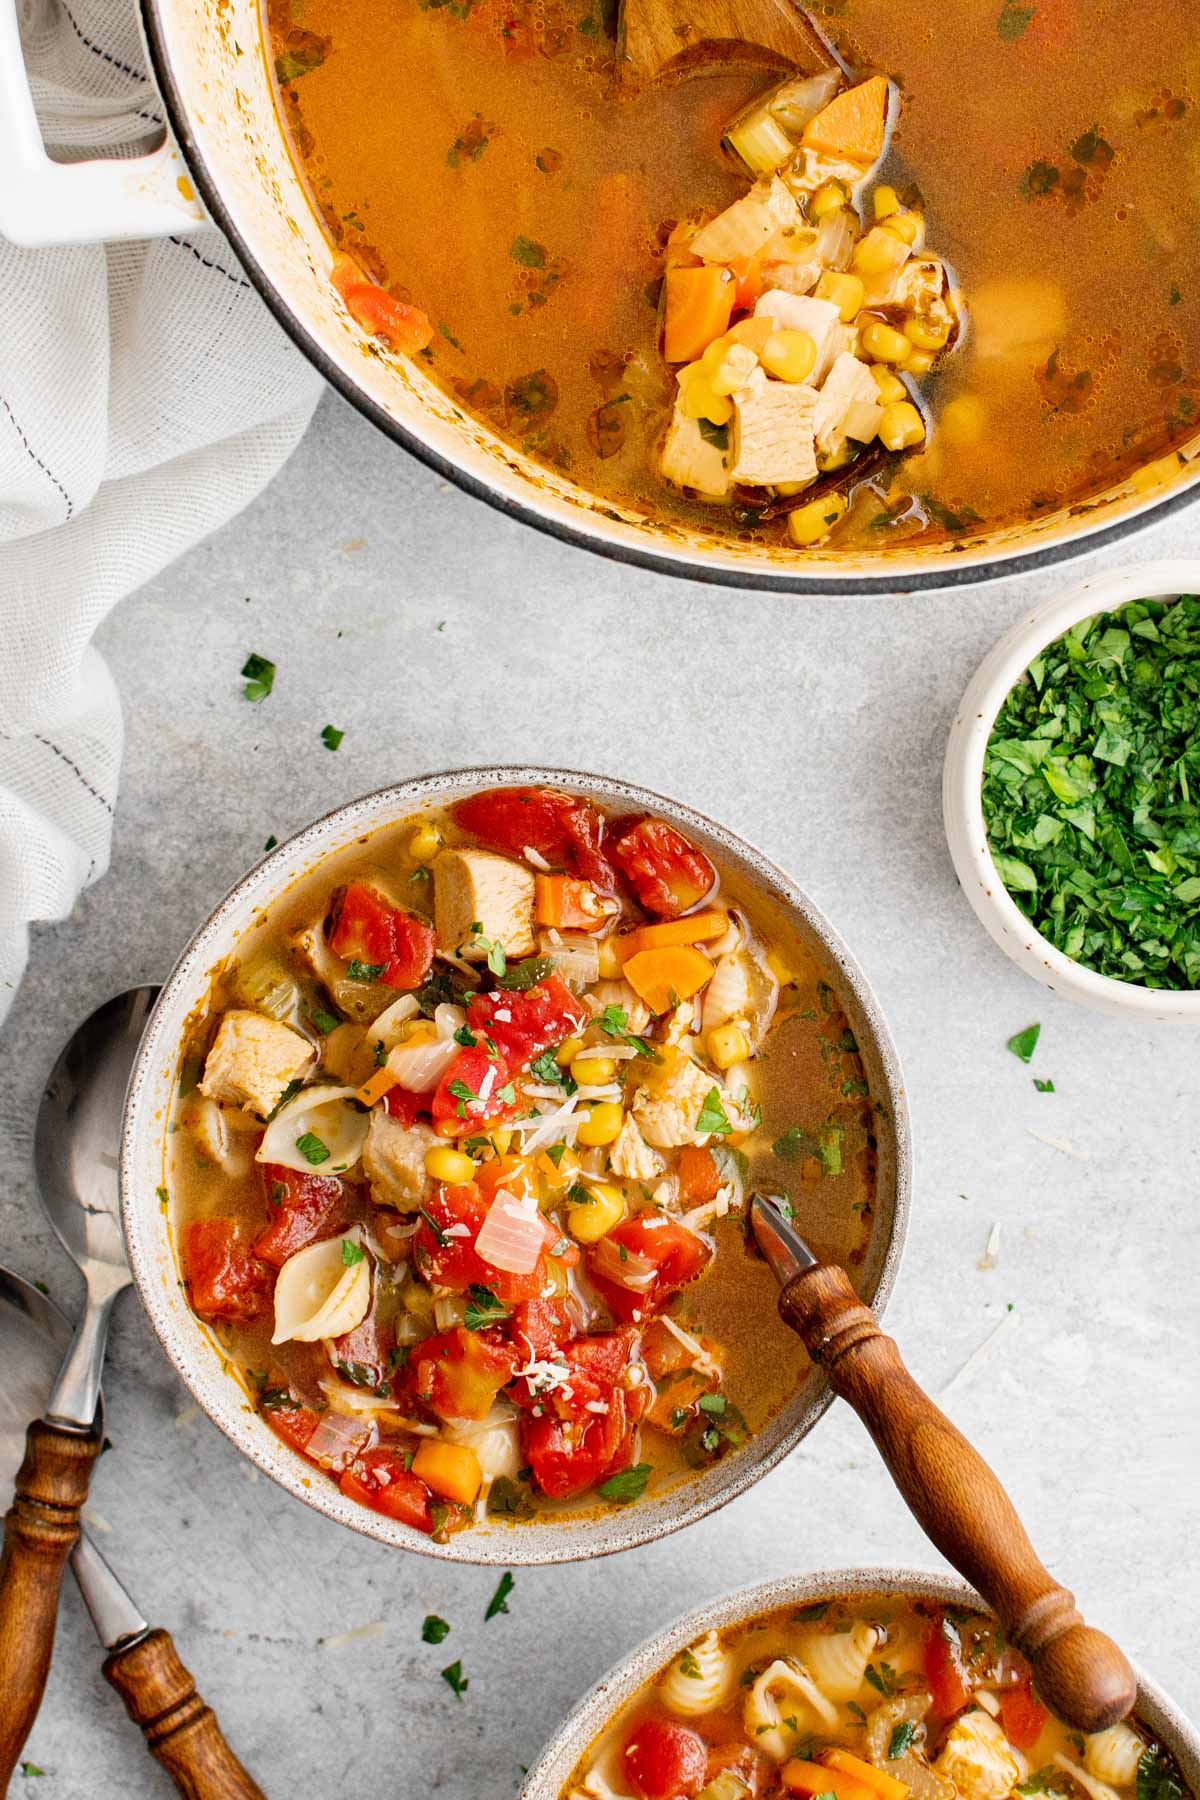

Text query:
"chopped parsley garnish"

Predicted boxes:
[[697, 1393, 727, 1415], [264, 1077, 303, 1122], [441, 1659, 469, 1699], [454, 1023, 478, 1047], [530, 1048, 576, 1091], [697, 1087, 732, 1136], [18, 1765, 46, 1779], [448, 1076, 478, 1118], [1137, 1750, 1186, 1800], [309, 1007, 340, 1034], [597, 1002, 657, 1058], [1007, 1022, 1041, 1063], [546, 1142, 567, 1167], [865, 1660, 897, 1697], [340, 1238, 365, 1265], [418, 1206, 449, 1246], [494, 955, 554, 991], [464, 1284, 507, 1330], [982, 598, 1200, 988], [485, 1570, 515, 1619], [346, 959, 386, 982], [793, 1601, 829, 1623], [889, 1722, 918, 1759], [320, 723, 344, 751], [597, 1463, 652, 1503], [259, 1387, 298, 1412], [422, 1614, 451, 1643], [295, 1131, 330, 1165], [510, 235, 547, 268], [241, 652, 275, 702]]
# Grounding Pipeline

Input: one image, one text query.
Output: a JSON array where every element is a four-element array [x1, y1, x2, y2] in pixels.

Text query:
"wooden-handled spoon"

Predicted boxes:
[[619, 0, 836, 88], [750, 1193, 1136, 1734]]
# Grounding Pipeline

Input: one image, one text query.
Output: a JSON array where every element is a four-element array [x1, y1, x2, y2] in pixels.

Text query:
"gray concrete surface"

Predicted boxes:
[[1, 387, 1197, 1795]]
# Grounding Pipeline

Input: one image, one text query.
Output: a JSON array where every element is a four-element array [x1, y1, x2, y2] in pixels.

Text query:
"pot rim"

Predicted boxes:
[[119, 765, 911, 1564], [519, 1565, 1200, 1798], [138, 0, 1200, 596]]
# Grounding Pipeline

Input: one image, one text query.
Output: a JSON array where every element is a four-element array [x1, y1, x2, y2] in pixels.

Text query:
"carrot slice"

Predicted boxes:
[[663, 266, 735, 364], [356, 1067, 399, 1107], [534, 873, 610, 932], [677, 1144, 720, 1203], [411, 1439, 482, 1505], [622, 945, 714, 1014], [782, 1761, 881, 1800], [330, 254, 434, 353], [618, 909, 729, 959], [821, 1750, 910, 1800], [800, 75, 889, 165]]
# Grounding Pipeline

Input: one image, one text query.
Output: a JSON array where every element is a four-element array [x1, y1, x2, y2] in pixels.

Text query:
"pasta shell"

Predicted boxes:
[[659, 1631, 734, 1717], [255, 1083, 369, 1174], [272, 1232, 372, 1345], [1055, 1756, 1123, 1800], [797, 1621, 879, 1702], [702, 918, 778, 1049], [742, 1657, 839, 1761], [1084, 1726, 1145, 1788]]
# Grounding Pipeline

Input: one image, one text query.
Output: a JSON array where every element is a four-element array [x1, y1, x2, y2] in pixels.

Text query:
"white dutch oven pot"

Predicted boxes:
[[3, 0, 1200, 590]]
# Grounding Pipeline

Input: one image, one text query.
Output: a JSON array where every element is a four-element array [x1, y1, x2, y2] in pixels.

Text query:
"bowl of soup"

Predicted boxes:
[[521, 1569, 1200, 1800], [120, 769, 910, 1560], [138, 0, 1200, 587]]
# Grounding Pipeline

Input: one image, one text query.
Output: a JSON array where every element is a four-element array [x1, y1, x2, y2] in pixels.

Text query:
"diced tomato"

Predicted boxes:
[[430, 1044, 519, 1139], [182, 1218, 271, 1322], [326, 881, 436, 989], [252, 1164, 346, 1268], [589, 1211, 712, 1320], [923, 1612, 973, 1721], [624, 1718, 708, 1800], [450, 786, 616, 889], [677, 1144, 720, 1204], [640, 1316, 692, 1379], [405, 1326, 521, 1422], [466, 975, 589, 1066], [263, 1403, 321, 1456], [511, 1327, 637, 1416], [611, 818, 716, 919], [411, 1183, 553, 1302], [997, 1672, 1048, 1750], [330, 256, 434, 355], [339, 1448, 435, 1531], [382, 1085, 426, 1123], [522, 1385, 631, 1498], [510, 1295, 575, 1361]]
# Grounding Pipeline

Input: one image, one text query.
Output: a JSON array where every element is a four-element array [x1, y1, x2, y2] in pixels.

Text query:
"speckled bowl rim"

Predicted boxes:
[[943, 557, 1200, 1021], [119, 767, 911, 1565], [520, 1566, 1200, 1798]]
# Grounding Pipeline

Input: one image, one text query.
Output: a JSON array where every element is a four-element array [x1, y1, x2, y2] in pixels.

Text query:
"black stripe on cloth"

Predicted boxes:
[[33, 736, 116, 815], [1, 397, 73, 520], [57, 0, 147, 83], [168, 236, 252, 291]]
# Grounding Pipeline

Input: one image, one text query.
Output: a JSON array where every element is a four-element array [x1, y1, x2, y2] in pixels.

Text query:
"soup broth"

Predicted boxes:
[[167, 787, 879, 1539], [267, 0, 1200, 550]]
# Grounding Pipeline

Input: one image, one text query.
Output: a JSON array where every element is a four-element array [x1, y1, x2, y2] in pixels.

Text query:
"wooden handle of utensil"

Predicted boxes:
[[0, 1419, 101, 1788], [103, 1629, 267, 1799], [779, 1263, 1136, 1732]]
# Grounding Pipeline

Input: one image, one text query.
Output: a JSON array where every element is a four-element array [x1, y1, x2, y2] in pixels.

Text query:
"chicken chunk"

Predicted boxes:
[[660, 401, 732, 499], [813, 352, 883, 458], [632, 1051, 718, 1149], [935, 1711, 1022, 1800], [691, 176, 803, 265], [362, 1109, 439, 1211], [608, 1113, 665, 1182], [434, 848, 535, 961], [199, 1009, 314, 1119], [754, 291, 843, 383], [891, 256, 947, 313], [730, 372, 817, 488], [782, 147, 865, 201]]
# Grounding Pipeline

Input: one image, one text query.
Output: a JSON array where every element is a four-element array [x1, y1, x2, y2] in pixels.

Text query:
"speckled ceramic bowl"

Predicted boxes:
[[120, 768, 911, 1564], [520, 1567, 1200, 1798]]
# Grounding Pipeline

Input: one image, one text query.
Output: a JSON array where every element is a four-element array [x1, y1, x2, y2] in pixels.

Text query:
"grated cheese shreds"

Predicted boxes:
[[937, 1307, 1020, 1400], [318, 1619, 386, 1650], [1028, 1129, 1091, 1161], [659, 1313, 721, 1381], [523, 845, 553, 871], [976, 1221, 1001, 1270]]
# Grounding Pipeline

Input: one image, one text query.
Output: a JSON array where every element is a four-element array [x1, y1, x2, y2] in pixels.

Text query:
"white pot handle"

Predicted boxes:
[[0, 0, 206, 246]]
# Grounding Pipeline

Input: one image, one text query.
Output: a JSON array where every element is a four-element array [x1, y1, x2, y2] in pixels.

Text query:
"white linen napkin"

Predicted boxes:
[[0, 0, 324, 1023]]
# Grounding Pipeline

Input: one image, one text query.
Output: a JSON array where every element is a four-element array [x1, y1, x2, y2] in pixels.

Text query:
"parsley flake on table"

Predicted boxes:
[[1033, 1077, 1056, 1092], [441, 1659, 469, 1699], [1007, 1022, 1041, 1062], [241, 652, 275, 702], [982, 597, 1200, 988], [485, 1570, 515, 1619], [320, 724, 345, 751], [422, 1614, 450, 1644]]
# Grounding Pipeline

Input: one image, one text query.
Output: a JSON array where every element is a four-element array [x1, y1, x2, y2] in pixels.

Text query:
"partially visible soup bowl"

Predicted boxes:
[[520, 1566, 1200, 1799], [120, 767, 911, 1563], [944, 558, 1200, 1022]]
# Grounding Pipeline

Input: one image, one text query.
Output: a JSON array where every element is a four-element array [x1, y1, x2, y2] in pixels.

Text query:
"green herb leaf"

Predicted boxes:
[[1033, 1077, 1056, 1092], [865, 1660, 897, 1697], [296, 1131, 331, 1165], [241, 652, 276, 702], [698, 1393, 727, 1415], [889, 1722, 918, 1759], [320, 724, 344, 751], [997, 1, 1035, 38], [1138, 1749, 1186, 1800], [346, 959, 386, 982], [1007, 1022, 1041, 1062], [510, 235, 547, 268], [464, 1283, 508, 1330], [18, 1765, 46, 1779], [530, 1048, 576, 1090], [422, 1614, 451, 1643], [441, 1659, 469, 1699], [597, 1003, 658, 1058], [485, 1570, 515, 1619], [340, 1238, 365, 1265], [418, 1206, 449, 1246], [597, 1462, 652, 1503], [697, 1086, 732, 1136], [494, 955, 554, 991]]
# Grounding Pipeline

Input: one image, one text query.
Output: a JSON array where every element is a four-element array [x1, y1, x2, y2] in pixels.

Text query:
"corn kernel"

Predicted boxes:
[[424, 1145, 477, 1184], [597, 937, 623, 979], [870, 364, 907, 403], [774, 481, 808, 497], [556, 1035, 585, 1065], [576, 1102, 624, 1147], [872, 184, 901, 220], [708, 1023, 752, 1070], [815, 270, 865, 324], [408, 821, 442, 863], [678, 363, 733, 425], [904, 313, 951, 352], [882, 210, 921, 245], [760, 330, 817, 384], [808, 181, 848, 221], [860, 320, 911, 365], [788, 492, 849, 548], [905, 350, 935, 376], [572, 1054, 618, 1085], [567, 1181, 626, 1243], [852, 227, 908, 278], [817, 441, 855, 473], [878, 400, 927, 451]]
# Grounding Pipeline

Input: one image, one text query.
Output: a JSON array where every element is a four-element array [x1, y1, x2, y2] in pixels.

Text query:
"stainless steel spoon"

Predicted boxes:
[[0, 986, 157, 1785], [0, 1267, 265, 1796]]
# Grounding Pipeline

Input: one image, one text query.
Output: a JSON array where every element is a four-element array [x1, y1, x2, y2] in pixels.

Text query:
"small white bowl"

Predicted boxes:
[[943, 558, 1200, 1022]]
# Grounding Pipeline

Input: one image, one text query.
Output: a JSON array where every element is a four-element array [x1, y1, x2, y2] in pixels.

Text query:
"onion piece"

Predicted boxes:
[[255, 1083, 369, 1174], [590, 1235, 657, 1292], [817, 207, 858, 272], [305, 1408, 375, 1470], [385, 1033, 459, 1093], [366, 994, 420, 1056], [434, 1003, 467, 1039], [768, 67, 842, 134], [537, 931, 601, 991], [474, 1189, 545, 1275]]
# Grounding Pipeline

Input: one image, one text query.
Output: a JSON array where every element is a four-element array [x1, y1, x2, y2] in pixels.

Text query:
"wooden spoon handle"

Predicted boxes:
[[0, 1419, 101, 1788], [780, 1264, 1136, 1732], [103, 1629, 267, 1799]]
